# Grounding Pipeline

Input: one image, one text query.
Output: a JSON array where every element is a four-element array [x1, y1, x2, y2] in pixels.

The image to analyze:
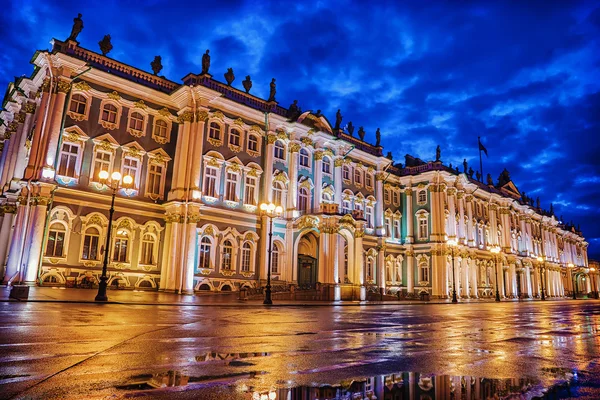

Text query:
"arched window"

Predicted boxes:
[[140, 234, 156, 265], [386, 261, 392, 281], [248, 134, 259, 152], [385, 217, 392, 237], [229, 128, 241, 147], [366, 257, 374, 280], [154, 120, 168, 139], [221, 240, 233, 270], [322, 192, 332, 202], [354, 169, 362, 186], [366, 206, 374, 229], [241, 242, 251, 272], [113, 230, 129, 262], [298, 187, 309, 212], [82, 227, 100, 260], [419, 262, 429, 282], [271, 243, 280, 274], [224, 171, 239, 201], [322, 156, 331, 174], [343, 245, 349, 280], [273, 182, 284, 206], [199, 237, 212, 269], [101, 104, 118, 123], [366, 173, 373, 188], [69, 94, 87, 115], [384, 189, 391, 203], [342, 165, 350, 181], [203, 166, 219, 198], [418, 190, 427, 204], [342, 199, 351, 214], [299, 148, 310, 167], [209, 122, 222, 140], [45, 223, 66, 257], [128, 111, 144, 132], [274, 141, 285, 160]]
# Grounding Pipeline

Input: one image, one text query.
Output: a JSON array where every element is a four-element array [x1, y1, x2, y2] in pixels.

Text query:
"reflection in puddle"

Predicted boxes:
[[196, 352, 270, 365]]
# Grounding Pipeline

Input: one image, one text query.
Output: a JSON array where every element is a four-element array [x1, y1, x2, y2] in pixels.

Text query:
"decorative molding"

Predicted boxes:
[[107, 91, 121, 101], [73, 81, 91, 91], [133, 100, 147, 109]]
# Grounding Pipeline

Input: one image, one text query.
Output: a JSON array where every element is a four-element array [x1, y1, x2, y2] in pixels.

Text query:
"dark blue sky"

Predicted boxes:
[[2, 1, 599, 258]]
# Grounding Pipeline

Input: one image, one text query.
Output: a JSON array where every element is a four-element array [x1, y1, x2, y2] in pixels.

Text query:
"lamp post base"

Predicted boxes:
[[95, 277, 109, 302], [451, 290, 458, 303], [495, 291, 501, 302], [263, 286, 272, 305]]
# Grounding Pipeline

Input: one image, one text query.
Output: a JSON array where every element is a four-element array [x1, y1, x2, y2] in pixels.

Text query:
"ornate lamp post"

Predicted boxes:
[[490, 246, 501, 302], [260, 202, 283, 305], [447, 238, 458, 303], [568, 263, 576, 300], [536, 256, 546, 301], [95, 171, 133, 302]]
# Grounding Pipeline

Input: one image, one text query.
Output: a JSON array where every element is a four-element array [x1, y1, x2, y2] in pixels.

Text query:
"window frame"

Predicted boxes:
[[98, 100, 121, 130], [57, 141, 82, 179], [152, 118, 171, 144], [274, 140, 286, 161], [127, 110, 147, 138], [45, 222, 67, 258], [417, 189, 428, 205], [67, 93, 90, 121]]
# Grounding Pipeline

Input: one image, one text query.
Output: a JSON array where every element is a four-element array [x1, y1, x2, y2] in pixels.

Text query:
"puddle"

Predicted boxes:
[[196, 351, 270, 365], [116, 369, 580, 399]]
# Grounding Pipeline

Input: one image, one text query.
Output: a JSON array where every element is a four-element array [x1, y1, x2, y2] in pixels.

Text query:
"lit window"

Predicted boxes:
[[274, 141, 285, 160], [244, 176, 257, 205], [322, 157, 331, 174], [385, 217, 392, 237], [271, 243, 280, 274], [229, 129, 241, 147], [225, 172, 238, 201], [113, 230, 129, 263], [92, 150, 112, 181], [241, 242, 251, 272], [221, 240, 233, 270], [153, 120, 168, 140], [394, 219, 401, 238], [419, 262, 429, 282], [366, 173, 373, 188], [393, 191, 399, 205], [140, 234, 156, 265], [69, 94, 87, 115], [342, 200, 351, 214], [298, 187, 309, 212], [273, 182, 284, 206], [82, 227, 100, 260], [204, 167, 218, 197], [366, 258, 373, 280], [147, 163, 163, 197], [101, 104, 118, 123], [299, 148, 310, 168], [122, 157, 139, 187], [128, 111, 144, 133], [354, 169, 362, 185], [384, 189, 390, 203], [209, 122, 221, 140], [199, 237, 212, 269], [45, 223, 66, 257], [418, 218, 428, 240], [366, 207, 374, 229], [248, 134, 259, 152], [58, 143, 80, 178]]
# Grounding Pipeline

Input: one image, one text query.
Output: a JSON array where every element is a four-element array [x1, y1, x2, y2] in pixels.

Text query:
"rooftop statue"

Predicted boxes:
[[449, 163, 453, 169], [242, 75, 252, 93], [468, 167, 474, 178], [347, 121, 354, 136], [386, 151, 393, 160], [358, 126, 366, 141], [435, 145, 441, 162], [455, 166, 459, 174], [287, 100, 299, 119], [268, 78, 276, 102], [314, 109, 322, 117], [498, 168, 511, 187], [335, 109, 343, 130], [99, 34, 113, 56], [68, 13, 84, 41], [201, 50, 210, 75], [476, 170, 481, 181], [463, 159, 468, 173], [375, 128, 381, 147], [536, 197, 540, 209], [486, 173, 493, 185], [224, 68, 235, 86], [151, 56, 163, 76]]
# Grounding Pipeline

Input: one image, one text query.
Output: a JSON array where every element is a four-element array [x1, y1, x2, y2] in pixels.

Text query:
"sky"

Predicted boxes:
[[1, 0, 599, 258]]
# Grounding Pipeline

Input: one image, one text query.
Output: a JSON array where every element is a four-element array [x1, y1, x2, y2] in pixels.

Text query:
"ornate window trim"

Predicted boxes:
[[121, 142, 146, 191], [322, 156, 332, 177], [228, 127, 244, 153], [342, 165, 351, 184], [417, 189, 428, 205], [416, 209, 430, 241], [90, 134, 119, 184], [138, 222, 162, 269], [145, 149, 171, 200], [151, 117, 172, 144], [78, 212, 108, 265], [57, 126, 89, 182], [98, 99, 122, 130], [219, 235, 239, 273], [198, 234, 217, 271], [208, 121, 224, 147], [67, 92, 91, 121], [126, 109, 148, 138], [274, 140, 286, 162], [246, 132, 261, 157], [299, 147, 312, 171]]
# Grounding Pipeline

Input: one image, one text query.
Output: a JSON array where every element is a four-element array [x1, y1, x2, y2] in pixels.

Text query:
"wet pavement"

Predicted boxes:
[[0, 300, 598, 399]]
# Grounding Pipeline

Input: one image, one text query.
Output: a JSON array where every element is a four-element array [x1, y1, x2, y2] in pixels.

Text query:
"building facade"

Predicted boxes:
[[0, 34, 595, 300]]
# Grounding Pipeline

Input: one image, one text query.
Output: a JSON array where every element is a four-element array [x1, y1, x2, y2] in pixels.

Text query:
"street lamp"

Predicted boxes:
[[536, 256, 546, 301], [447, 238, 458, 303], [490, 246, 501, 302], [95, 170, 133, 302], [568, 262, 576, 300], [260, 202, 283, 305]]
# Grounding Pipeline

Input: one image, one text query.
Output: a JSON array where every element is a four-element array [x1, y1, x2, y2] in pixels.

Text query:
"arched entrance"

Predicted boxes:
[[297, 232, 318, 289]]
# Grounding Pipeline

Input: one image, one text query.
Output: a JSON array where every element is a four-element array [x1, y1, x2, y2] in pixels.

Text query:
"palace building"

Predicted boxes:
[[0, 27, 595, 301]]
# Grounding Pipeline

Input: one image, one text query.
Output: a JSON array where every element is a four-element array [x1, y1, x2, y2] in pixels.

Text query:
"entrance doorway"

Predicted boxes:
[[298, 255, 317, 289]]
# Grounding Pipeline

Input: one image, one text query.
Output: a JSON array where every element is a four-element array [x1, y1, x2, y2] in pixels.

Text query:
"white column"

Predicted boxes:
[[406, 249, 414, 295], [525, 266, 532, 298], [314, 153, 323, 211], [12, 107, 36, 181], [159, 221, 173, 290], [0, 207, 15, 278], [183, 219, 198, 293], [169, 111, 193, 200], [470, 258, 478, 297], [466, 196, 475, 247], [287, 143, 299, 212], [354, 232, 365, 300], [264, 134, 276, 203], [405, 188, 414, 243], [375, 173, 384, 236], [457, 192, 466, 243], [0, 135, 16, 188], [23, 200, 49, 282], [42, 79, 70, 172], [3, 202, 29, 284], [462, 256, 469, 297], [377, 244, 385, 291], [447, 188, 457, 238], [334, 159, 343, 207], [190, 113, 207, 199]]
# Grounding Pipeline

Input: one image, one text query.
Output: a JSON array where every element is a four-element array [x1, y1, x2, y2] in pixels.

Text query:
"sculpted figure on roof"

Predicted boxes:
[[68, 13, 83, 41]]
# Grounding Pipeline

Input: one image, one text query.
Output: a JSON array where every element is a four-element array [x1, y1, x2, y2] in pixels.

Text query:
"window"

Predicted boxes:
[[418, 190, 427, 204], [322, 192, 332, 202], [58, 143, 80, 178], [241, 242, 251, 272], [298, 187, 309, 212], [419, 262, 429, 282], [366, 173, 373, 188], [366, 258, 374, 280], [204, 167, 218, 197], [342, 200, 351, 214], [244, 176, 257, 205], [147, 163, 163, 197], [274, 141, 285, 160], [322, 157, 331, 174], [354, 169, 362, 186], [209, 122, 221, 141], [299, 148, 310, 168], [225, 172, 238, 201], [418, 218, 428, 240], [366, 207, 374, 229], [384, 189, 390, 203], [221, 240, 233, 270], [154, 120, 168, 140], [199, 237, 212, 269], [101, 104, 118, 123], [273, 182, 284, 206], [82, 227, 100, 260], [271, 243, 280, 274], [393, 191, 399, 205], [342, 166, 350, 181], [248, 134, 259, 153], [128, 112, 144, 133], [113, 230, 129, 263], [394, 219, 401, 238], [69, 94, 87, 115], [122, 157, 139, 187], [229, 129, 241, 147], [385, 218, 392, 237], [140, 234, 155, 265], [45, 223, 66, 257], [92, 150, 112, 181]]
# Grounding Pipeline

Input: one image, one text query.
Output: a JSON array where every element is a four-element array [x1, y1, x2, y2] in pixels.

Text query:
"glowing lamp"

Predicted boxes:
[[490, 246, 500, 254], [568, 263, 574, 268], [98, 170, 109, 181], [275, 205, 283, 215], [122, 175, 133, 185], [446, 238, 458, 247], [260, 203, 268, 211], [591, 267, 596, 272], [537, 256, 543, 262], [111, 171, 122, 181], [41, 166, 55, 179]]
